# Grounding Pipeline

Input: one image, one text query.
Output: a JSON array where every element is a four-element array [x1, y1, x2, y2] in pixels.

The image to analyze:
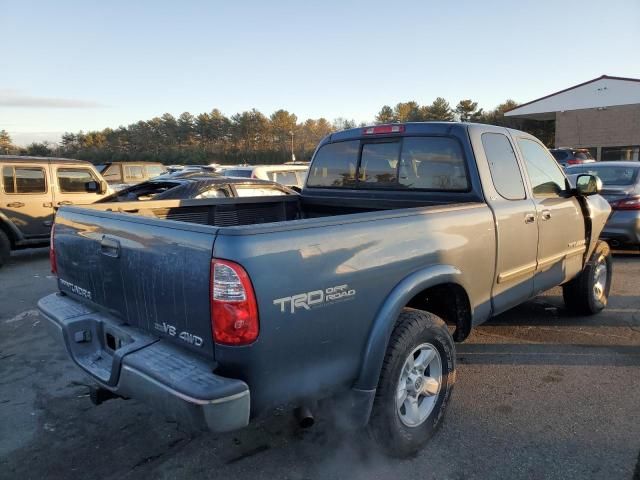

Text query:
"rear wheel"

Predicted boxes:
[[369, 308, 456, 457], [563, 240, 612, 315], [0, 229, 10, 268]]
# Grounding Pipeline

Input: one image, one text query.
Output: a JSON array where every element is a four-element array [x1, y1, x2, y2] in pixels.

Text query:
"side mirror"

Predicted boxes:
[[575, 174, 602, 196], [85, 181, 100, 193]]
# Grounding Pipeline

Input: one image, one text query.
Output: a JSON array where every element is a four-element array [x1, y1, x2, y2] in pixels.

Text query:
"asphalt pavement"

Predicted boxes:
[[1, 248, 639, 480]]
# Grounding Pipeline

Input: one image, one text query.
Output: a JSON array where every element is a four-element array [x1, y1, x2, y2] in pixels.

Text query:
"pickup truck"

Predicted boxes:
[[39, 122, 612, 457]]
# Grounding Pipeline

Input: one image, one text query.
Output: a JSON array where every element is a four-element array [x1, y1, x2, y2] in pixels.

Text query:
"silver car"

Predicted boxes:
[[567, 162, 640, 247]]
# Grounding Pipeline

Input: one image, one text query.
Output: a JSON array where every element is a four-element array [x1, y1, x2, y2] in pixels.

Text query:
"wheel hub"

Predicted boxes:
[[593, 261, 608, 300], [396, 343, 443, 427]]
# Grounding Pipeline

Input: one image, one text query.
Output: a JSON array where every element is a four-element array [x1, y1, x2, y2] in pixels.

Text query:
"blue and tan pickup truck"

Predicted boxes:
[[39, 122, 611, 456]]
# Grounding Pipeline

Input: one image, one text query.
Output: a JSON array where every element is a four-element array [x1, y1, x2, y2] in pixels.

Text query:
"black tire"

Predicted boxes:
[[0, 229, 10, 268], [563, 240, 612, 315], [369, 308, 456, 458]]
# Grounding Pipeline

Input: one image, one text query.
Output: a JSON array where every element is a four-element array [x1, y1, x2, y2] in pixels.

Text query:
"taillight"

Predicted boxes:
[[567, 158, 581, 165], [611, 196, 640, 210], [49, 224, 57, 274], [210, 259, 259, 345], [362, 124, 405, 135]]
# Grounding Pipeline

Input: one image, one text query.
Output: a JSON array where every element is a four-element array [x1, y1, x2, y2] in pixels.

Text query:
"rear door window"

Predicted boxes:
[[124, 165, 144, 182], [307, 140, 359, 187], [57, 167, 96, 193], [2, 166, 47, 194], [482, 133, 526, 200]]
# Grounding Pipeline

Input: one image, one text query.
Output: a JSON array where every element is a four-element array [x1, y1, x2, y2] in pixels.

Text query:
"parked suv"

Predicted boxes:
[[221, 164, 309, 189], [550, 148, 596, 168], [0, 156, 109, 266], [95, 162, 166, 191]]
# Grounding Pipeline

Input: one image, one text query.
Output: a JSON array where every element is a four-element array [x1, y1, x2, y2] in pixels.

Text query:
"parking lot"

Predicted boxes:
[[1, 248, 639, 480]]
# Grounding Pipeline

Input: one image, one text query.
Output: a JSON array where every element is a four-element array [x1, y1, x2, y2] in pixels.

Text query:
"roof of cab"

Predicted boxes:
[[324, 122, 470, 146], [0, 155, 93, 165]]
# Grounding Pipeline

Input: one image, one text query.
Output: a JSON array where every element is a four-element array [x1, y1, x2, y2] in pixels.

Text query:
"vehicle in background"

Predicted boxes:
[[97, 175, 295, 203], [567, 162, 640, 247], [153, 165, 217, 180], [95, 162, 167, 191], [550, 148, 596, 168], [221, 164, 309, 190], [0, 155, 110, 266], [41, 123, 612, 457]]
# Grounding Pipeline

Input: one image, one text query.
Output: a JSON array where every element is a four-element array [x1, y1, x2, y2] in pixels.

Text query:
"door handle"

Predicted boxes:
[[57, 201, 74, 206], [100, 236, 120, 258], [43, 202, 53, 207], [541, 210, 552, 221], [524, 213, 536, 224], [6, 202, 25, 208]]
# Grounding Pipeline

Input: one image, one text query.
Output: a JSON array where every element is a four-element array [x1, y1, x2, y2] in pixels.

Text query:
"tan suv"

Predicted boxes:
[[0, 156, 110, 266]]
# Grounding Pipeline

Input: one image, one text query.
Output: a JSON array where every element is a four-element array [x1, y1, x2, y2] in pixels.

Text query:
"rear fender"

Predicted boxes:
[[353, 264, 467, 391]]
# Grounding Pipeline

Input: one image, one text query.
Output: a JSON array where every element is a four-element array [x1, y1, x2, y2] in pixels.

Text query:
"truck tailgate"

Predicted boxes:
[[54, 207, 217, 358]]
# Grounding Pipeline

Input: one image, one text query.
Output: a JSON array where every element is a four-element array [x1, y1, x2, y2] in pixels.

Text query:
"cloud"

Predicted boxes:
[[0, 89, 105, 108]]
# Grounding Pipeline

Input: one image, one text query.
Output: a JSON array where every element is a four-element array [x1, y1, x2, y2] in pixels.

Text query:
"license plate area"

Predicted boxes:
[[64, 316, 156, 386]]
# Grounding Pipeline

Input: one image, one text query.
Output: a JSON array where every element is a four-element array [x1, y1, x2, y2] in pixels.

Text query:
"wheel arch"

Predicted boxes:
[[354, 265, 472, 391]]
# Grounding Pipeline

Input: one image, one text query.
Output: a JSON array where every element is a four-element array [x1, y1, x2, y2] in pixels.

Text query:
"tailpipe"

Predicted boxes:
[[294, 404, 315, 428], [89, 386, 119, 406]]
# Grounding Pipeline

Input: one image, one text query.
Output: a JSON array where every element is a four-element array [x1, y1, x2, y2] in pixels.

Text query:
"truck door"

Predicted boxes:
[[477, 131, 539, 314], [1, 163, 54, 238], [514, 136, 586, 293]]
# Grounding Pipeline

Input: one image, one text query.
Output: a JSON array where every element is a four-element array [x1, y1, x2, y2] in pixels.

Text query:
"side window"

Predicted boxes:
[[399, 137, 468, 191], [3, 166, 47, 194], [482, 133, 526, 200], [306, 140, 359, 187], [359, 142, 399, 186], [57, 168, 96, 193], [518, 139, 567, 197], [2, 166, 15, 193], [102, 165, 122, 182], [145, 165, 165, 178], [124, 165, 144, 181]]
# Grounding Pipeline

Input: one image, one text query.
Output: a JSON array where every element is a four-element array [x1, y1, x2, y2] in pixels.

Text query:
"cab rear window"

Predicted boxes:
[[306, 136, 468, 191]]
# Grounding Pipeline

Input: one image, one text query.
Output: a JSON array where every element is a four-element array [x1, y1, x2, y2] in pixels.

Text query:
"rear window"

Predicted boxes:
[[573, 150, 594, 160], [145, 165, 165, 178], [124, 165, 144, 181], [268, 171, 299, 186], [307, 141, 359, 187], [569, 166, 639, 186], [307, 137, 468, 191], [551, 150, 568, 161], [223, 169, 252, 178]]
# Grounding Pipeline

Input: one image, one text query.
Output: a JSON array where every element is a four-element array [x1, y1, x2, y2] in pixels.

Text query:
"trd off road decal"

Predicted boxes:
[[273, 284, 356, 314]]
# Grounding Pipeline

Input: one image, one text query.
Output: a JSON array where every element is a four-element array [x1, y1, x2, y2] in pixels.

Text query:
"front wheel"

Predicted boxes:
[[369, 308, 456, 457], [563, 240, 612, 315]]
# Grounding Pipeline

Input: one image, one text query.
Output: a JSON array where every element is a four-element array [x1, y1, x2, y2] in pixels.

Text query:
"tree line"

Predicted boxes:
[[1, 98, 554, 165]]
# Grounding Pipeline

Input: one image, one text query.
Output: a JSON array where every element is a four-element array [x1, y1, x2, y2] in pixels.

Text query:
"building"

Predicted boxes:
[[505, 75, 640, 161]]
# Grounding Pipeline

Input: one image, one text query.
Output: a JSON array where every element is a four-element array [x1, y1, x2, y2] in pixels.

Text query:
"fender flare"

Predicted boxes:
[[0, 211, 23, 243], [354, 264, 468, 391]]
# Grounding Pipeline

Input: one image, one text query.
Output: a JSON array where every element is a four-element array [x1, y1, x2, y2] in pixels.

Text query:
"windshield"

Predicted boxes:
[[99, 181, 180, 202], [569, 165, 639, 186], [223, 169, 252, 178]]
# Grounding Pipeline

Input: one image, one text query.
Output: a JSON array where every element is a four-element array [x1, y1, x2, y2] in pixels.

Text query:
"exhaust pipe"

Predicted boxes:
[[89, 386, 119, 406], [294, 404, 315, 428]]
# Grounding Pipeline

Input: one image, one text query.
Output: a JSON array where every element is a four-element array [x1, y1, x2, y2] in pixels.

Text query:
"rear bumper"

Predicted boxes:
[[601, 210, 640, 246], [38, 293, 250, 432]]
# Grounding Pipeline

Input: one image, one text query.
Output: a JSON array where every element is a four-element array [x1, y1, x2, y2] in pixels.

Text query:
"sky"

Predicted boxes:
[[2, 0, 639, 146]]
